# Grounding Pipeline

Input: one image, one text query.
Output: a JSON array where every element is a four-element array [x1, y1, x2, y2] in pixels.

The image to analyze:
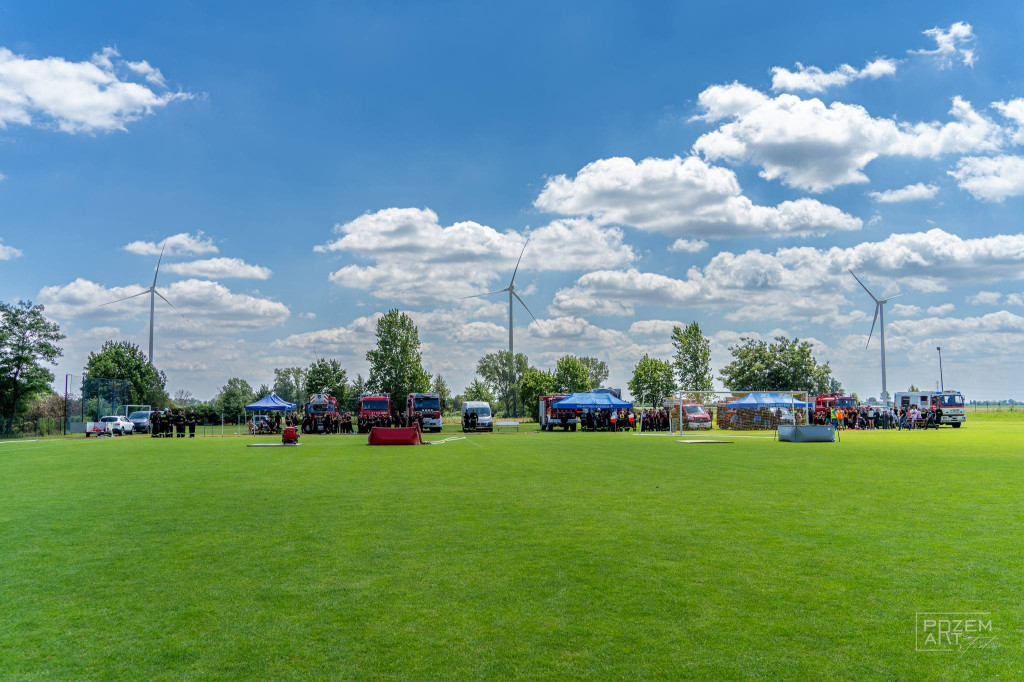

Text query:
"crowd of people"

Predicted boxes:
[[575, 408, 671, 432], [813, 403, 944, 430], [150, 408, 199, 438]]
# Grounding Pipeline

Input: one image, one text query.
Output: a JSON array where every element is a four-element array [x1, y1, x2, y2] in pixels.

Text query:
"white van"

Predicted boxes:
[[461, 401, 493, 432]]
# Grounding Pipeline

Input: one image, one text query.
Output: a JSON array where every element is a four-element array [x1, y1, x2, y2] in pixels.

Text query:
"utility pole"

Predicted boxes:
[[937, 346, 944, 392]]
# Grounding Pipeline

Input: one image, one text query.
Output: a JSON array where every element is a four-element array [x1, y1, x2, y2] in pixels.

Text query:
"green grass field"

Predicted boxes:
[[2, 415, 1022, 679]]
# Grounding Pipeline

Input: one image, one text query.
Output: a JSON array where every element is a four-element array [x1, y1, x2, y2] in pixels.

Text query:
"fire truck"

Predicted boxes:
[[538, 394, 577, 431], [894, 390, 966, 427], [303, 392, 340, 433], [358, 393, 391, 433], [810, 393, 859, 422], [406, 392, 443, 433]]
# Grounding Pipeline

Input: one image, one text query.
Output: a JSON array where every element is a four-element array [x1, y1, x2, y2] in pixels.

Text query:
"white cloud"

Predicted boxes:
[[316, 208, 635, 302], [890, 310, 1024, 337], [1007, 293, 1024, 307], [534, 156, 861, 237], [125, 60, 166, 87], [868, 182, 939, 203], [909, 21, 976, 68], [771, 58, 898, 93], [37, 277, 289, 331], [299, 312, 316, 319], [927, 303, 955, 315], [271, 314, 380, 353], [123, 231, 219, 257], [0, 45, 190, 134], [967, 291, 1002, 306], [948, 155, 1024, 202], [891, 304, 922, 317], [162, 257, 272, 280], [628, 319, 684, 337], [693, 85, 1002, 192], [0, 237, 22, 260], [669, 238, 708, 253], [993, 99, 1024, 145], [550, 229, 1024, 321]]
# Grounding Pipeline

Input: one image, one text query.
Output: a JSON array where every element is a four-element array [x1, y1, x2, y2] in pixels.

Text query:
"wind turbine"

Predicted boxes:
[[461, 240, 541, 414], [99, 240, 190, 365], [849, 269, 901, 404]]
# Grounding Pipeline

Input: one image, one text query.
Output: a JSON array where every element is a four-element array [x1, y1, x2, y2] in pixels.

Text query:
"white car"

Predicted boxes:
[[100, 415, 135, 435]]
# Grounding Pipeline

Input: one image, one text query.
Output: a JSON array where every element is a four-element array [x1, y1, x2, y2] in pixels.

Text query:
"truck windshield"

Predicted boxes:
[[684, 405, 706, 415], [362, 399, 389, 411], [415, 398, 440, 411], [939, 395, 964, 406], [836, 398, 857, 409]]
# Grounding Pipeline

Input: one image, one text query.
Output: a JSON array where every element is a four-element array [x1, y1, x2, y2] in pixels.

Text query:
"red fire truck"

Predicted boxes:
[[810, 393, 858, 422], [358, 393, 391, 433], [406, 393, 443, 433], [538, 394, 577, 431]]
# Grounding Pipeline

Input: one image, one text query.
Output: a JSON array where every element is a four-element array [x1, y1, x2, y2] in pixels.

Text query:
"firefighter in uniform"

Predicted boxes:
[[151, 410, 161, 437], [188, 409, 197, 437], [173, 410, 184, 438]]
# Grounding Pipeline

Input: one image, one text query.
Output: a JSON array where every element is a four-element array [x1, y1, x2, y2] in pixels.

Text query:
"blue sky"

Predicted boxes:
[[3, 1, 1024, 401]]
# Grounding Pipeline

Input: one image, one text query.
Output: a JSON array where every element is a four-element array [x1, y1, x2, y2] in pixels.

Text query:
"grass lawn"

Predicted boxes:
[[1, 415, 1022, 679]]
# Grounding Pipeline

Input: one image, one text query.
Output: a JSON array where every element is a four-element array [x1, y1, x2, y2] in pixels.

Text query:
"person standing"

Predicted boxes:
[[150, 410, 161, 438], [188, 409, 197, 438]]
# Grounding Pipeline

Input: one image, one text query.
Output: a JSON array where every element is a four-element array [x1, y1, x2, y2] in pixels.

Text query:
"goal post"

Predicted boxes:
[[669, 389, 811, 434]]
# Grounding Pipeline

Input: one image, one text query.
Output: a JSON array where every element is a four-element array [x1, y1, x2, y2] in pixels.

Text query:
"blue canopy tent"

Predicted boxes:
[[245, 393, 297, 412], [725, 392, 811, 409], [553, 392, 633, 409]]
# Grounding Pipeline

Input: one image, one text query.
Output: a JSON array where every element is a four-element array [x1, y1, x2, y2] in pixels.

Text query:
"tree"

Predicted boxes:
[[718, 336, 840, 395], [304, 358, 348, 407], [578, 356, 609, 390], [272, 367, 306, 405], [173, 389, 197, 406], [671, 322, 714, 402], [215, 377, 255, 419], [476, 351, 530, 417], [909, 384, 921, 392], [462, 379, 495, 405], [348, 373, 366, 412], [0, 300, 64, 431], [628, 354, 676, 407], [519, 367, 556, 421], [366, 309, 431, 404], [552, 355, 590, 394], [84, 340, 168, 410], [431, 373, 452, 413]]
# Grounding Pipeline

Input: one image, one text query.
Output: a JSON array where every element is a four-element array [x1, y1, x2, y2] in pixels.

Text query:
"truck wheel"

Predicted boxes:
[[570, 424, 576, 432], [952, 422, 961, 428]]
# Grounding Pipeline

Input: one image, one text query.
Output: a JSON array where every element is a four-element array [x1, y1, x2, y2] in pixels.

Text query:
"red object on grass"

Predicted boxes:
[[368, 422, 422, 445], [282, 426, 299, 444]]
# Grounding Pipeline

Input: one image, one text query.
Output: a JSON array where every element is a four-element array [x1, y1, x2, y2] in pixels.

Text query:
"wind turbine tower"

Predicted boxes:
[[849, 269, 901, 404], [100, 240, 190, 365]]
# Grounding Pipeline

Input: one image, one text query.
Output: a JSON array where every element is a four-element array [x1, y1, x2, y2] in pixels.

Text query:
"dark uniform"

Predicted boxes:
[[175, 410, 185, 438], [151, 411, 161, 438], [188, 409, 197, 437]]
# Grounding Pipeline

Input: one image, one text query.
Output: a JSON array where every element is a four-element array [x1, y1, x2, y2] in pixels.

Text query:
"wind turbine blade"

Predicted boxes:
[[99, 289, 151, 306], [848, 269, 879, 303], [866, 304, 879, 349], [512, 291, 540, 325], [510, 239, 529, 286], [153, 289, 193, 325], [880, 293, 903, 303], [459, 288, 509, 300], [153, 239, 168, 287]]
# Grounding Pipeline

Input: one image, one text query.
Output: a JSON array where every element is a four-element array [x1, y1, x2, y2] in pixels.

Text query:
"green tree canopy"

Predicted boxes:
[[348, 374, 366, 412], [462, 379, 495, 405], [272, 366, 306, 405], [431, 373, 452, 412], [718, 336, 840, 395], [476, 350, 529, 417], [671, 322, 714, 401], [304, 358, 349, 406], [215, 377, 255, 419], [628, 354, 676, 407], [578, 356, 609, 390], [1, 300, 64, 429], [552, 355, 590, 394], [84, 340, 168, 410], [519, 367, 556, 421], [366, 310, 430, 404]]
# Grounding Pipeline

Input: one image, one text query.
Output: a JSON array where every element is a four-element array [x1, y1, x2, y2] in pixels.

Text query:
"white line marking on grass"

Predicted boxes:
[[0, 439, 39, 444]]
